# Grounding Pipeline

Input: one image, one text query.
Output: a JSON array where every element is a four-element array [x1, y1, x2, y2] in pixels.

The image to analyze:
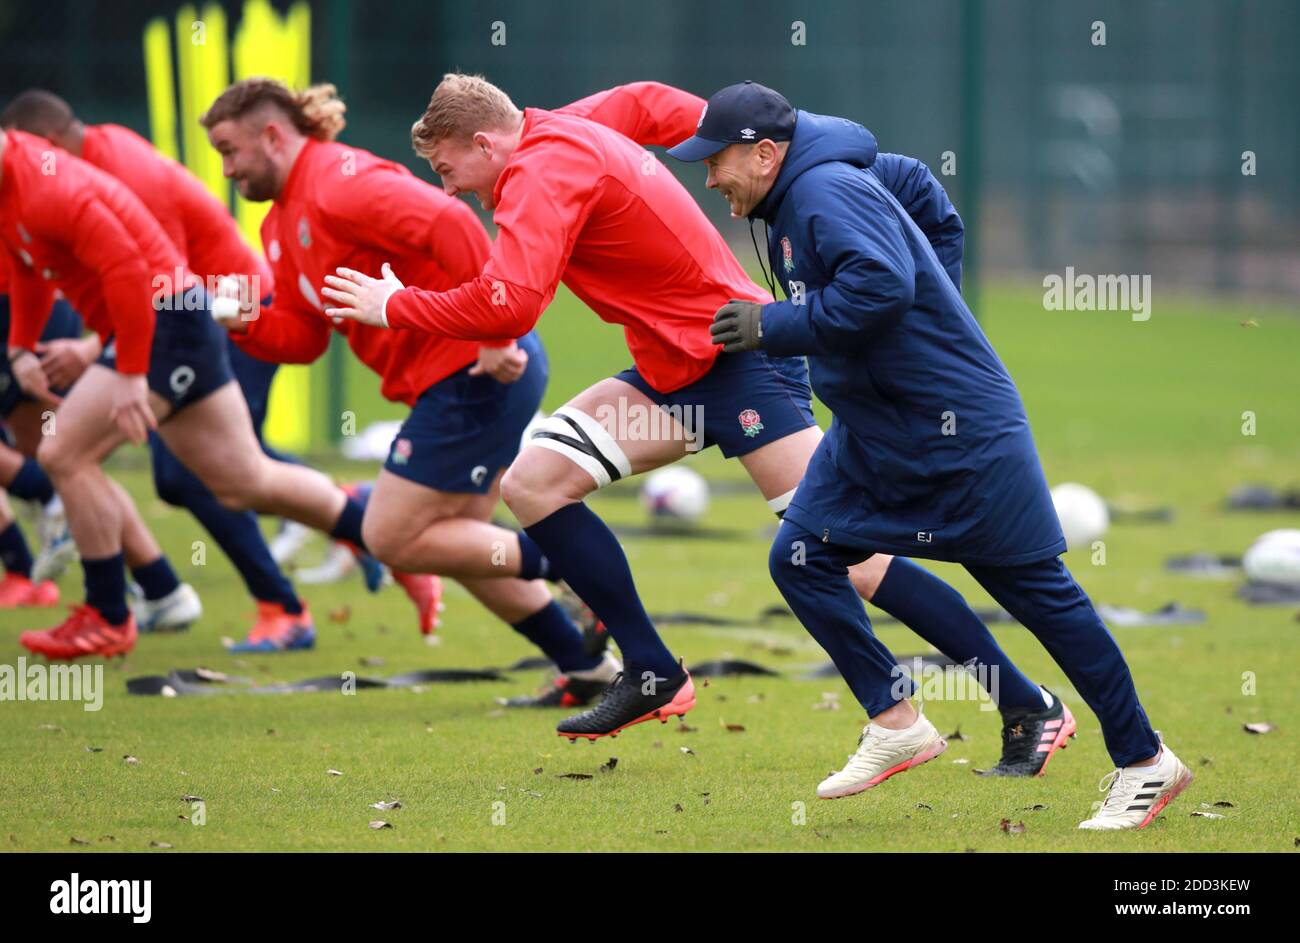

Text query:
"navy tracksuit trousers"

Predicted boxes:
[[769, 519, 1161, 767]]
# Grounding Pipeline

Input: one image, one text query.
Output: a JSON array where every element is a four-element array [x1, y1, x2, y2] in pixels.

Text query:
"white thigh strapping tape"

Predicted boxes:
[[767, 487, 797, 514], [527, 406, 633, 489]]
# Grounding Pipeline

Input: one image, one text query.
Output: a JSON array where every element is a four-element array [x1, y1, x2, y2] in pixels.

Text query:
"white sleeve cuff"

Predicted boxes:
[[380, 287, 397, 328]]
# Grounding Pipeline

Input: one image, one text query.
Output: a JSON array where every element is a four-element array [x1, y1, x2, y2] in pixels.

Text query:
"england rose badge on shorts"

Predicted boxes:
[[391, 437, 413, 465], [739, 408, 764, 438]]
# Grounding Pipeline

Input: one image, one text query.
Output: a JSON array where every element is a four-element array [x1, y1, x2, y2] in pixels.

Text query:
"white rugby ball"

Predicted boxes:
[[1051, 482, 1110, 551], [1242, 529, 1300, 586], [640, 466, 710, 525]]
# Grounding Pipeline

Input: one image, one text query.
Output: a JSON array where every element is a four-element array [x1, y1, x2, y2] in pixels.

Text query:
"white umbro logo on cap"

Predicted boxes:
[[740, 128, 756, 139]]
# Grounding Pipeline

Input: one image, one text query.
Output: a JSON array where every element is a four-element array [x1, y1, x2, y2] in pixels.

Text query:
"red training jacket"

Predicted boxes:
[[235, 138, 489, 405], [384, 83, 769, 394]]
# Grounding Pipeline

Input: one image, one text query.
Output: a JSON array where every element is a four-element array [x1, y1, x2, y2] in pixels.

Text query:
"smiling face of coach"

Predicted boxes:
[[666, 80, 794, 219]]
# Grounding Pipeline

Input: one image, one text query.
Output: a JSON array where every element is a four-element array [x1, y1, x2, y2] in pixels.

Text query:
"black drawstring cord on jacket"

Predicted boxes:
[[749, 218, 777, 299]]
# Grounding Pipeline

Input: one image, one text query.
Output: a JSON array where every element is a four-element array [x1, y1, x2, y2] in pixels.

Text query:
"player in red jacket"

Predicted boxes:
[[198, 79, 616, 688], [2, 88, 321, 646], [325, 76, 1062, 748], [322, 74, 807, 738], [0, 125, 421, 659]]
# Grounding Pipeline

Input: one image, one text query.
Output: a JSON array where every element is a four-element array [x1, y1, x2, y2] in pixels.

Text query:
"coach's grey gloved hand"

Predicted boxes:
[[710, 299, 764, 353]]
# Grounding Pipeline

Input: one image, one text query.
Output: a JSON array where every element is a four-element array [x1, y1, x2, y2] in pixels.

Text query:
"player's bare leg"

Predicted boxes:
[[155, 380, 435, 634], [363, 469, 540, 580], [21, 365, 194, 657], [36, 366, 136, 560], [1, 404, 71, 583], [365, 468, 618, 688], [5, 400, 47, 456], [153, 381, 346, 529]]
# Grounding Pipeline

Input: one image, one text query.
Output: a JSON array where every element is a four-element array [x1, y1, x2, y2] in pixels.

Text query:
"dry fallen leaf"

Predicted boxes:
[[533, 767, 544, 775], [85, 746, 102, 753], [556, 773, 593, 780], [180, 795, 203, 803], [38, 724, 61, 732], [123, 755, 140, 765], [999, 819, 1026, 834], [150, 841, 173, 848], [952, 758, 970, 765], [673, 803, 684, 813], [370, 800, 401, 811], [69, 836, 90, 845], [1190, 811, 1225, 819], [1243, 722, 1275, 734], [722, 723, 746, 733], [360, 655, 385, 667], [327, 769, 344, 776], [679, 747, 695, 756], [368, 821, 392, 830], [329, 605, 352, 623], [676, 723, 697, 733], [600, 757, 618, 773]]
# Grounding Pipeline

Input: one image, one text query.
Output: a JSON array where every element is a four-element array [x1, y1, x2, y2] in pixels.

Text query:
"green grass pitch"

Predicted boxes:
[[1, 281, 1297, 851]]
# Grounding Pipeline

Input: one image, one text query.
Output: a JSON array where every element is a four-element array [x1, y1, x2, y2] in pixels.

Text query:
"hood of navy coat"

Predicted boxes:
[[751, 110, 879, 222]]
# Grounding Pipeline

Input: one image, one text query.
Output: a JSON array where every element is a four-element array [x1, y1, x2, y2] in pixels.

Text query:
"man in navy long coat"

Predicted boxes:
[[669, 81, 1192, 830]]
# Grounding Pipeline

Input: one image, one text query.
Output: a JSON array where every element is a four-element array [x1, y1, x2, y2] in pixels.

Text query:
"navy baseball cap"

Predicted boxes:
[[667, 80, 796, 162]]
